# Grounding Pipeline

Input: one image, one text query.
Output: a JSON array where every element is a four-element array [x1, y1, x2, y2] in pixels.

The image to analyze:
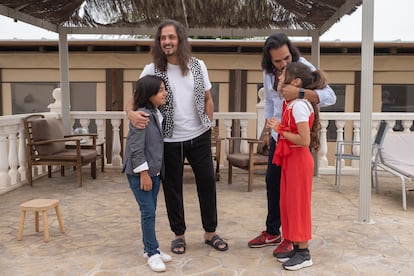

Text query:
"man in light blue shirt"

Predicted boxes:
[[248, 33, 336, 261]]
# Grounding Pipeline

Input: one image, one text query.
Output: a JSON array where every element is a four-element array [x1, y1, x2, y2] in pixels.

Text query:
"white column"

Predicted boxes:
[[7, 127, 19, 185], [223, 119, 232, 154], [318, 119, 329, 168], [335, 120, 346, 168], [359, 0, 375, 223], [96, 119, 105, 163], [111, 119, 122, 167], [79, 119, 90, 133], [240, 119, 248, 154], [0, 133, 10, 190], [18, 126, 27, 181], [96, 119, 105, 144], [70, 118, 75, 134], [256, 88, 265, 138], [401, 120, 412, 132], [59, 31, 71, 135], [351, 120, 361, 168]]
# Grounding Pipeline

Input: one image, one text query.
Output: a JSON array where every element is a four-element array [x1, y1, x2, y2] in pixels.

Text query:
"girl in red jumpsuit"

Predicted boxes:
[[267, 62, 328, 271]]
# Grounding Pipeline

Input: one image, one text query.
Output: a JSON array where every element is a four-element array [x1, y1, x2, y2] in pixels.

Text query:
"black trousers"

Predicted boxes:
[[265, 137, 282, 235], [162, 129, 217, 236]]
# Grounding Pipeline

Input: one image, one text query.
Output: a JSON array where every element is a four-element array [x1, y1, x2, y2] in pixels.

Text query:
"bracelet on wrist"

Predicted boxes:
[[298, 87, 305, 99]]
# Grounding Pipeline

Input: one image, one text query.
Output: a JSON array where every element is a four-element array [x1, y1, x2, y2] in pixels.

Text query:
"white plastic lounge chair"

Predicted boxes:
[[373, 131, 414, 210], [335, 121, 388, 192]]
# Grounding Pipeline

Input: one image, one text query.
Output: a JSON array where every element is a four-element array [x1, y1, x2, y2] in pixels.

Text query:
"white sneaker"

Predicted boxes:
[[143, 249, 172, 263], [147, 254, 166, 272]]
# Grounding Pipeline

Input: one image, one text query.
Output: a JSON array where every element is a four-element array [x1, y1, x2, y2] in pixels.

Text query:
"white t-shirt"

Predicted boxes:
[[291, 99, 314, 123], [140, 60, 212, 142]]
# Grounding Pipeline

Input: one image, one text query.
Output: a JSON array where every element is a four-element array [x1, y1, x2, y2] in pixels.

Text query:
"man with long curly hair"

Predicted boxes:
[[126, 19, 228, 256]]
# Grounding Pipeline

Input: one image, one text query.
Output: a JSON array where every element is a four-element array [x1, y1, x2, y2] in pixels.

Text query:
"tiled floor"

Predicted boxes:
[[1, 167, 413, 275]]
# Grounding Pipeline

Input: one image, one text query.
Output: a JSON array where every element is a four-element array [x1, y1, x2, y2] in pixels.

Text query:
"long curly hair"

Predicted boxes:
[[284, 62, 328, 152], [151, 19, 191, 75], [261, 33, 301, 74]]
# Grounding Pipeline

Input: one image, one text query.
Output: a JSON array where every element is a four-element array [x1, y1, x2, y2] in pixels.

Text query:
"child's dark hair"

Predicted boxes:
[[284, 62, 329, 152], [133, 75, 164, 110]]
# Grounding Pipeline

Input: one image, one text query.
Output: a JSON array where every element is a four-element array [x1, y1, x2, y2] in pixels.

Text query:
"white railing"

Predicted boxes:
[[318, 112, 414, 175], [1, 88, 412, 197], [0, 110, 258, 194], [1, 108, 413, 195]]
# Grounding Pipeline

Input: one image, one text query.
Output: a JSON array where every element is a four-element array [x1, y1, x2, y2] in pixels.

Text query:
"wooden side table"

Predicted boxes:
[[17, 198, 65, 242]]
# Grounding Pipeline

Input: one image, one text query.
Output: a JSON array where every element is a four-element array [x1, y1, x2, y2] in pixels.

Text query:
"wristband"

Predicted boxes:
[[298, 87, 305, 99]]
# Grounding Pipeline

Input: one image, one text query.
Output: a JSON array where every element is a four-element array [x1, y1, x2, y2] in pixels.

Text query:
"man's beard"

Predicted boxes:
[[163, 46, 175, 56], [164, 51, 175, 56]]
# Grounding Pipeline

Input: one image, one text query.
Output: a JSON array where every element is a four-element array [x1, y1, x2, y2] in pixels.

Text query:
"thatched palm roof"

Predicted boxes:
[[0, 0, 361, 37]]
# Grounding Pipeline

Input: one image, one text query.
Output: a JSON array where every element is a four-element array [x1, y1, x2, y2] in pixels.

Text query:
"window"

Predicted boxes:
[[12, 83, 57, 114], [12, 82, 98, 132], [382, 85, 414, 112], [382, 85, 414, 131], [70, 83, 97, 111], [70, 82, 97, 133]]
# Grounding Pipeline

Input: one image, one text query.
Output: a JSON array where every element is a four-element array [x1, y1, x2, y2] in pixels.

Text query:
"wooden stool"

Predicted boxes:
[[17, 198, 65, 242]]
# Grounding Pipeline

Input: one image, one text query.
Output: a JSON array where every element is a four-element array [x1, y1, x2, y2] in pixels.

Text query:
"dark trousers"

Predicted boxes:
[[265, 137, 282, 235], [162, 129, 217, 236]]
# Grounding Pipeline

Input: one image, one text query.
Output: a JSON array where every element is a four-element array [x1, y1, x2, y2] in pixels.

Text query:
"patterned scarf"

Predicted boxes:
[[155, 57, 211, 138]]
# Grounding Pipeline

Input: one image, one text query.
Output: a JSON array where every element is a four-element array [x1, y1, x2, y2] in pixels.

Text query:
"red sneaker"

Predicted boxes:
[[248, 231, 281, 248], [273, 239, 294, 262]]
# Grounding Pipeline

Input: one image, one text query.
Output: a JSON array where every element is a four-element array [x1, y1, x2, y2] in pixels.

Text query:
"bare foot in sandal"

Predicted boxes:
[[204, 232, 229, 251], [171, 235, 186, 254]]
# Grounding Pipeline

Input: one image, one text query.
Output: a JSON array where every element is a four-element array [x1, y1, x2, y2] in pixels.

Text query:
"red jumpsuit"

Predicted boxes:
[[273, 99, 314, 242]]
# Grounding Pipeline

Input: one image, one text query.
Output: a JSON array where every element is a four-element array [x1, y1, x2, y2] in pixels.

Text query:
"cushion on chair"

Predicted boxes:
[[30, 118, 66, 155], [380, 132, 414, 178], [227, 153, 250, 167], [45, 149, 97, 162], [227, 153, 268, 167]]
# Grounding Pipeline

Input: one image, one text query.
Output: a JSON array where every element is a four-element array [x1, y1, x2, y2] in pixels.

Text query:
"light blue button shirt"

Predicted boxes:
[[263, 57, 337, 140]]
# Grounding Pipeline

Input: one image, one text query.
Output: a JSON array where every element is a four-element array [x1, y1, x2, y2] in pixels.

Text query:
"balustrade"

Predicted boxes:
[[1, 110, 413, 195]]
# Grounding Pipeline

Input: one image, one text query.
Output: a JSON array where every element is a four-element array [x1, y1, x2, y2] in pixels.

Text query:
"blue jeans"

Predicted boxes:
[[127, 174, 161, 257]]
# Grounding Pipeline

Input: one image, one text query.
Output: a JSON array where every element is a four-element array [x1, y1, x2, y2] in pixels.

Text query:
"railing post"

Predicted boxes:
[[18, 126, 27, 182], [70, 118, 75, 134], [96, 119, 105, 144], [402, 120, 413, 132], [318, 119, 329, 168], [111, 119, 122, 167], [79, 119, 90, 133], [385, 120, 395, 132], [240, 119, 248, 153], [256, 87, 265, 139], [95, 119, 105, 165], [223, 119, 232, 154], [335, 120, 346, 168], [7, 127, 19, 185], [0, 132, 10, 189], [352, 120, 361, 168]]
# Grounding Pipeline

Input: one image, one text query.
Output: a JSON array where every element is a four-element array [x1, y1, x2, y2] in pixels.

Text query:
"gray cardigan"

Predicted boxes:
[[122, 107, 164, 177]]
